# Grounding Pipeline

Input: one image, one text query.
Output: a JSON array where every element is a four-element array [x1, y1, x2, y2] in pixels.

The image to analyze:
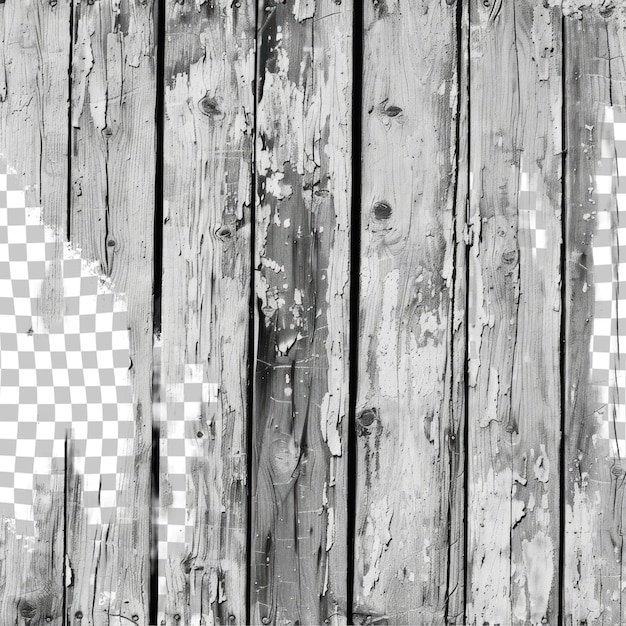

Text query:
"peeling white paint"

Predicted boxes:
[[467, 466, 512, 625], [534, 444, 550, 483], [292, 0, 316, 22], [480, 366, 500, 427], [522, 532, 554, 624], [361, 496, 393, 598], [377, 269, 399, 397]]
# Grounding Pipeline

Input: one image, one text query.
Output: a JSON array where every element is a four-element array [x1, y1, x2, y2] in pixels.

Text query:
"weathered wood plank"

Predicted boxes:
[[466, 2, 562, 624], [159, 1, 254, 622], [564, 7, 626, 624], [67, 1, 157, 622], [352, 1, 465, 624], [0, 1, 70, 623], [251, 1, 352, 623]]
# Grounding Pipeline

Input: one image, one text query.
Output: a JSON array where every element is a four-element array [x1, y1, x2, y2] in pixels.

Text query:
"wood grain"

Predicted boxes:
[[0, 1, 70, 623], [466, 1, 562, 623], [159, 1, 254, 622], [563, 7, 626, 624], [67, 1, 156, 622], [251, 1, 352, 623], [352, 1, 465, 624]]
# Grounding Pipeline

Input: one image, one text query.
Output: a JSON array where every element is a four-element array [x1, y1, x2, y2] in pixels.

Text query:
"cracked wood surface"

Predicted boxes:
[[67, 1, 156, 623], [0, 1, 70, 624], [251, 1, 352, 624], [467, 1, 562, 624], [353, 1, 465, 625], [3, 1, 626, 624], [564, 7, 626, 625], [159, 0, 254, 623]]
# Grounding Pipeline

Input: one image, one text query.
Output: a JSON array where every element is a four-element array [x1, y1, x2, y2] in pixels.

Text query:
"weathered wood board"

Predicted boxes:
[[251, 1, 352, 624], [159, 0, 254, 623], [68, 0, 157, 622], [0, 1, 70, 623], [467, 1, 562, 624], [6, 2, 626, 625], [353, 1, 465, 623], [564, 6, 626, 624]]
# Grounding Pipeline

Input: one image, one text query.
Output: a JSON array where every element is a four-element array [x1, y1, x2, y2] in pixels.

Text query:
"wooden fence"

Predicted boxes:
[[0, 0, 625, 624]]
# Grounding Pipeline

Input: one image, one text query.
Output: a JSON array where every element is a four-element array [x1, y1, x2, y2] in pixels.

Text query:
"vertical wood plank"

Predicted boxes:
[[159, 1, 254, 623], [68, 1, 156, 622], [353, 1, 465, 623], [251, 1, 352, 623], [0, 1, 70, 623], [466, 2, 562, 624], [564, 7, 626, 624]]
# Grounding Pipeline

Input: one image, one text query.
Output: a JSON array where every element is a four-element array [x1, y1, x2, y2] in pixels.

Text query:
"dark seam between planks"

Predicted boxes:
[[149, 0, 166, 621], [347, 0, 363, 622], [558, 11, 567, 626], [67, 1, 74, 243], [444, 0, 467, 623], [150, 424, 160, 625], [246, 2, 261, 623], [462, 0, 471, 621], [64, 434, 69, 625], [152, 0, 166, 338], [64, 2, 74, 621]]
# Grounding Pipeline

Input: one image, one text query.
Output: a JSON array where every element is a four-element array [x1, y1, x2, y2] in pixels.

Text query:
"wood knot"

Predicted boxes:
[[372, 201, 392, 220], [599, 4, 615, 17], [199, 94, 221, 117], [216, 225, 232, 240], [19, 602, 37, 619], [382, 104, 402, 117], [75, 611, 84, 620], [269, 435, 300, 482], [357, 408, 379, 435], [501, 249, 518, 265], [505, 420, 518, 435]]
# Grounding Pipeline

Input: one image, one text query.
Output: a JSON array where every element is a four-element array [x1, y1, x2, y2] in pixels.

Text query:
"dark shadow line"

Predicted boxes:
[[64, 5, 75, 622], [462, 1, 471, 621], [347, 0, 363, 623], [558, 11, 567, 626], [152, 0, 165, 339], [64, 434, 69, 626], [443, 1, 469, 623], [149, 0, 166, 623], [246, 3, 260, 623], [67, 3, 74, 243]]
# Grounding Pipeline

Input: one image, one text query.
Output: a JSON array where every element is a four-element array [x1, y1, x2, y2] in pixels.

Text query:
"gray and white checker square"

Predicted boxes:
[[590, 105, 626, 456], [518, 168, 548, 263], [0, 155, 135, 534], [154, 344, 220, 620]]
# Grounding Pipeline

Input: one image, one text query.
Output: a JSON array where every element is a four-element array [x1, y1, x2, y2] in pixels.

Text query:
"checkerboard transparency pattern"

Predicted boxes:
[[467, 165, 548, 382], [0, 156, 134, 535], [590, 106, 626, 457], [154, 340, 219, 620], [519, 169, 548, 263]]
